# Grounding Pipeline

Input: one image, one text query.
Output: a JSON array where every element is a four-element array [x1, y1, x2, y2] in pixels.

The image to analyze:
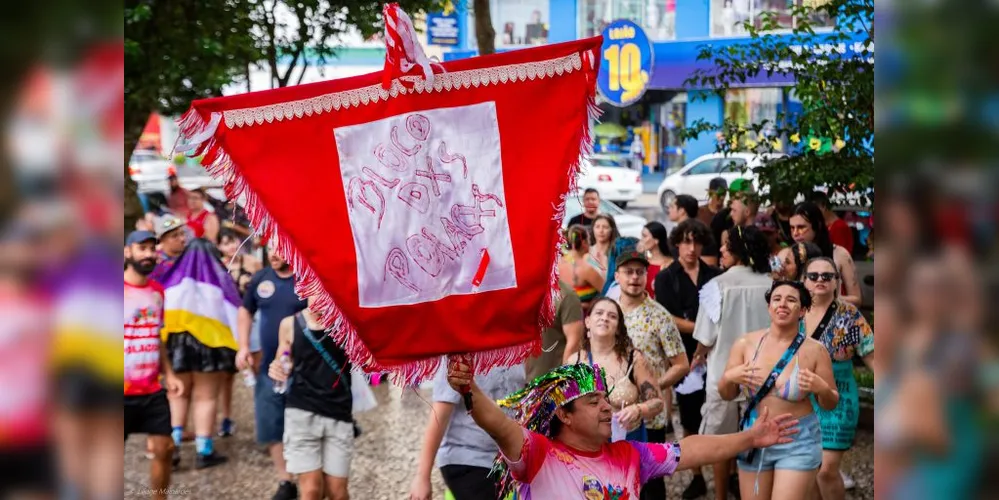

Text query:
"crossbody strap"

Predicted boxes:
[[739, 326, 806, 431], [811, 303, 837, 340], [296, 313, 346, 387]]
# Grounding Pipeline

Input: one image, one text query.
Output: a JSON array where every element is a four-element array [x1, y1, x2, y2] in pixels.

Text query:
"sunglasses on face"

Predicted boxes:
[[805, 272, 839, 282]]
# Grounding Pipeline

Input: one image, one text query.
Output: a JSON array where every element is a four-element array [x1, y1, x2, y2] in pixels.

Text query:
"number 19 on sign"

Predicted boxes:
[[597, 20, 652, 107], [603, 43, 648, 103]]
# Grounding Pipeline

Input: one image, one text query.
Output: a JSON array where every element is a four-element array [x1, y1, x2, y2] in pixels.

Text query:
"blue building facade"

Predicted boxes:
[[433, 0, 854, 172]]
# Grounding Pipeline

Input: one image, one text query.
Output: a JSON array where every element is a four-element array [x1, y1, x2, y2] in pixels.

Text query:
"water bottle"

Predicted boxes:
[[272, 351, 292, 394], [241, 368, 256, 387]]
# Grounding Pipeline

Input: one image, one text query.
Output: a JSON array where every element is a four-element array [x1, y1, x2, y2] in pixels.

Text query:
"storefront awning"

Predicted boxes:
[[648, 31, 869, 90]]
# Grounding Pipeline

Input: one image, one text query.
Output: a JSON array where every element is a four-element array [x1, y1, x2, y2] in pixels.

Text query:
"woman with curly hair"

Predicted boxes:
[[570, 297, 664, 442]]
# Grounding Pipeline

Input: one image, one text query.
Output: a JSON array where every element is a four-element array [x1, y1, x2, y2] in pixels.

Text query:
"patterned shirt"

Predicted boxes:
[[504, 428, 681, 499], [623, 296, 686, 430], [815, 299, 874, 362]]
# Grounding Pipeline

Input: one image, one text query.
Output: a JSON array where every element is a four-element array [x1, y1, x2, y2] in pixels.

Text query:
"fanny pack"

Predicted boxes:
[[737, 324, 805, 463]]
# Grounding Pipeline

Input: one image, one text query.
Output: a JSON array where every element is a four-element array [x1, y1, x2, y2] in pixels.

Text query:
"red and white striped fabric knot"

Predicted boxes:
[[381, 3, 435, 90]]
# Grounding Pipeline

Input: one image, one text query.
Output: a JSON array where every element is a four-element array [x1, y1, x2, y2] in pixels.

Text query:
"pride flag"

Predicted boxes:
[[159, 238, 240, 350]]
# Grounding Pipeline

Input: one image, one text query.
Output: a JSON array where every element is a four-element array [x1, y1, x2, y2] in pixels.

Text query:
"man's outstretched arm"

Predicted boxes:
[[675, 407, 799, 472]]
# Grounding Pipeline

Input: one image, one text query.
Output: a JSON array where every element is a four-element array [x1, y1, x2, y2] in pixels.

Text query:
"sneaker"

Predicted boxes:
[[194, 451, 228, 470], [682, 474, 707, 499], [842, 470, 856, 490], [728, 474, 741, 500], [172, 448, 181, 470], [218, 418, 236, 438], [272, 480, 298, 500]]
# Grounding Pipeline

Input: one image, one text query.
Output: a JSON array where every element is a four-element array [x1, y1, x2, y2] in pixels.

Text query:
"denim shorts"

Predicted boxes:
[[737, 412, 822, 472], [254, 374, 286, 444]]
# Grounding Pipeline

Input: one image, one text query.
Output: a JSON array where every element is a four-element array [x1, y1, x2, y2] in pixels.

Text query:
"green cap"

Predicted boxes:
[[729, 178, 754, 194]]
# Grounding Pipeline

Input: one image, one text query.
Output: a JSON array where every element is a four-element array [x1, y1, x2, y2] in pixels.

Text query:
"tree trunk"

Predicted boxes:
[[473, 0, 496, 56], [123, 102, 151, 234]]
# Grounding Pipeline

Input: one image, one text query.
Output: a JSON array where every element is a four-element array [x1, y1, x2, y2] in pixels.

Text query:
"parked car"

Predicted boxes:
[[129, 150, 174, 184], [656, 152, 780, 212], [577, 154, 643, 208], [562, 192, 647, 239]]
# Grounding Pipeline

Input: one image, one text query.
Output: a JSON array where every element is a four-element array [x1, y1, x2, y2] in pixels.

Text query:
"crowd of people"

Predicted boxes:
[[124, 173, 875, 500]]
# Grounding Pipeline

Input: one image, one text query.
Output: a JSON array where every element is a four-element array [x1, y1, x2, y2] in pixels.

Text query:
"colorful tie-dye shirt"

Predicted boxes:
[[503, 428, 681, 499]]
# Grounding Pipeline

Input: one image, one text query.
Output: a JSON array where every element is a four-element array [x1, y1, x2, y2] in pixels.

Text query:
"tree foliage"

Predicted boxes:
[[124, 0, 442, 230], [252, 0, 442, 89], [680, 0, 874, 206], [125, 0, 263, 229]]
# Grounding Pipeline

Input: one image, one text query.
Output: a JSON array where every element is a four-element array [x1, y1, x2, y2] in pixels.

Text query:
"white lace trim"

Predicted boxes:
[[222, 52, 584, 129], [699, 279, 722, 324]]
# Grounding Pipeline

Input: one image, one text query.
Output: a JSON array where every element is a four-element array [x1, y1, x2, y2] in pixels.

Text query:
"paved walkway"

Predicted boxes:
[[125, 382, 873, 499]]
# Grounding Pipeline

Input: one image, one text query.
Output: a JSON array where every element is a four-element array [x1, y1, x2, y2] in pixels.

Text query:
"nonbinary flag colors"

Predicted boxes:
[[159, 238, 240, 350]]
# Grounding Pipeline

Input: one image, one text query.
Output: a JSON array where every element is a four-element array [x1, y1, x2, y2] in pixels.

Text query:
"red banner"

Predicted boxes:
[[177, 36, 602, 382]]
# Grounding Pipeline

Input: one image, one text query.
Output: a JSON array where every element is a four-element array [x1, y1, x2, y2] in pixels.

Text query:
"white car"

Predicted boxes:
[[129, 150, 175, 185], [655, 152, 777, 212], [562, 193, 647, 239], [577, 155, 643, 208]]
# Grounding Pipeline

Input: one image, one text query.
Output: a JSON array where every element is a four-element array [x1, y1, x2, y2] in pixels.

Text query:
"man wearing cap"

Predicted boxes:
[[124, 230, 181, 500], [728, 179, 759, 229], [445, 359, 799, 499], [149, 214, 187, 283], [698, 178, 727, 267], [698, 178, 728, 228], [613, 250, 689, 500]]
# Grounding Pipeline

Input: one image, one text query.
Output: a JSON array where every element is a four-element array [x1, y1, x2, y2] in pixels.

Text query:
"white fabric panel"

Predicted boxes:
[[334, 102, 518, 307]]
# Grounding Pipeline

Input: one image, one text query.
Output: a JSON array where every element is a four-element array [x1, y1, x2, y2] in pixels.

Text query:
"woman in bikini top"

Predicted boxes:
[[720, 281, 838, 419], [718, 280, 840, 500]]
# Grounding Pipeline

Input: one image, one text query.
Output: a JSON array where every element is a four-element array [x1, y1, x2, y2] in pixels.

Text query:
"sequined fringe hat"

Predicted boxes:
[[491, 363, 608, 498], [497, 362, 608, 438]]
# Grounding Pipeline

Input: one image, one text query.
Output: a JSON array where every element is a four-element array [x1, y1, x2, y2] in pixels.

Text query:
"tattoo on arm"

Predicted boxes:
[[639, 381, 664, 412]]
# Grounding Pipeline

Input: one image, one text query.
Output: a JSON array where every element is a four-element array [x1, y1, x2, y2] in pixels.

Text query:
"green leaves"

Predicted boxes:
[[680, 0, 874, 206]]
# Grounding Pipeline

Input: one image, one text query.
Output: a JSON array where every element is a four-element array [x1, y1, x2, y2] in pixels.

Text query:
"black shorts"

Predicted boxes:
[[57, 366, 121, 412], [125, 390, 172, 439], [440, 465, 497, 500], [676, 388, 707, 434], [166, 332, 237, 374], [0, 446, 55, 495]]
